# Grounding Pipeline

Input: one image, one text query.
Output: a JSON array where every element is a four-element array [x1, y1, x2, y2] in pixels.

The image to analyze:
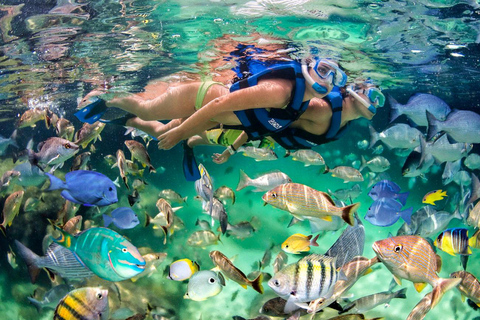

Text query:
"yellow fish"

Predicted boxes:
[[422, 189, 447, 205], [54, 287, 109, 320], [281, 233, 319, 254]]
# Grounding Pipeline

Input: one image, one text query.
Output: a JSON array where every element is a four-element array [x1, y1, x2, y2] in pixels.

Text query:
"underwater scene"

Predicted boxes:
[[1, 0, 480, 319]]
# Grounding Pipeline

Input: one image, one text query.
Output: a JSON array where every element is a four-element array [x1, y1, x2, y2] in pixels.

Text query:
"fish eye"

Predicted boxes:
[[285, 245, 289, 248], [96, 293, 103, 300], [273, 280, 280, 287], [394, 244, 403, 253], [64, 143, 71, 149], [404, 168, 410, 173], [271, 192, 277, 199], [122, 248, 128, 253], [109, 187, 113, 191], [208, 277, 216, 284]]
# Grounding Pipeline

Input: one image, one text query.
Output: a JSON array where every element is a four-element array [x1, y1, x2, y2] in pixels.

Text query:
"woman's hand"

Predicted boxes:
[[157, 127, 184, 150], [212, 150, 231, 164]]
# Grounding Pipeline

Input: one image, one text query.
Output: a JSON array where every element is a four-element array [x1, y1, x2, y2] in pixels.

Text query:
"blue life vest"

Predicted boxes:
[[270, 86, 348, 150], [230, 60, 310, 140]]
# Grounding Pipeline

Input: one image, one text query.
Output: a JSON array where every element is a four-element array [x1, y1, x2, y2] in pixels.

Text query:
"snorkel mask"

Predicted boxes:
[[302, 59, 347, 95], [346, 85, 385, 115]]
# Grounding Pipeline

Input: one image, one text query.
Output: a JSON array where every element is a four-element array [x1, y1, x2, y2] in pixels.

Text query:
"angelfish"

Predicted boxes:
[[372, 235, 461, 309]]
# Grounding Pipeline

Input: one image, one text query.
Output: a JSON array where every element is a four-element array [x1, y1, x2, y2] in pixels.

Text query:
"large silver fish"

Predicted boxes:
[[268, 254, 344, 313], [236, 170, 291, 192], [427, 109, 480, 143], [28, 137, 79, 170], [369, 123, 422, 149], [324, 166, 364, 183], [342, 288, 407, 313], [389, 93, 451, 126]]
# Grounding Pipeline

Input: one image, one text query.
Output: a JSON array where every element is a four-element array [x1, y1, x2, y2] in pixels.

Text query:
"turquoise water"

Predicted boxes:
[[1, 1, 480, 319]]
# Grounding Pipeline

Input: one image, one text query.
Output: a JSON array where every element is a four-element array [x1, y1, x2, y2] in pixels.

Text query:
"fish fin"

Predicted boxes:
[[461, 294, 465, 303], [236, 169, 251, 191], [240, 284, 248, 290], [426, 110, 440, 141], [293, 302, 309, 310], [251, 272, 264, 294], [60, 190, 81, 205], [435, 254, 442, 273], [283, 297, 300, 314], [399, 207, 413, 225], [364, 267, 374, 275], [14, 240, 41, 284], [431, 277, 462, 308], [321, 216, 332, 222], [45, 173, 65, 191], [395, 287, 408, 299], [288, 217, 300, 228], [388, 95, 401, 123], [396, 192, 409, 206], [341, 202, 360, 226], [310, 234, 319, 247], [46, 154, 60, 165], [103, 214, 112, 227], [393, 275, 402, 286], [414, 282, 427, 293], [368, 124, 379, 148]]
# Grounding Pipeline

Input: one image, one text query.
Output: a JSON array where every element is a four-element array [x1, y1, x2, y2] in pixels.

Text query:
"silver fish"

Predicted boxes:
[[224, 221, 255, 239], [360, 156, 390, 173], [158, 189, 187, 204], [325, 215, 365, 268], [389, 93, 451, 126], [425, 134, 472, 164], [70, 151, 92, 171], [343, 288, 407, 313], [214, 186, 235, 205], [238, 146, 278, 161], [0, 130, 18, 155], [369, 123, 422, 149], [55, 117, 75, 141], [273, 251, 288, 274], [406, 290, 433, 320], [236, 169, 291, 192], [187, 230, 221, 247], [413, 207, 462, 238], [427, 109, 480, 143], [287, 149, 325, 166], [328, 184, 362, 202], [464, 153, 480, 170], [442, 159, 462, 185], [260, 297, 307, 318], [202, 197, 228, 234], [0, 170, 20, 188], [74, 122, 106, 149], [27, 284, 72, 312], [325, 166, 363, 183], [131, 252, 167, 282], [29, 137, 79, 169]]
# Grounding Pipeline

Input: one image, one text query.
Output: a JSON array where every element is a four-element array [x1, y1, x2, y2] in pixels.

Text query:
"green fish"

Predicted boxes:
[[52, 226, 145, 282]]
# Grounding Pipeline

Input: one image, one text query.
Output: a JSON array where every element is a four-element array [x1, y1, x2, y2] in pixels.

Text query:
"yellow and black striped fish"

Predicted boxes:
[[54, 287, 109, 320]]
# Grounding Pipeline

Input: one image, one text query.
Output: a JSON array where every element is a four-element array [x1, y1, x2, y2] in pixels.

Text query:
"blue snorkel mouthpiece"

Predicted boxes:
[[301, 63, 329, 95], [347, 85, 385, 115]]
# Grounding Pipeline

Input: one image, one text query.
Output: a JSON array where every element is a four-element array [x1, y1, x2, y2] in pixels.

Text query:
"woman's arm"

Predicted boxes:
[[212, 131, 249, 164], [157, 79, 293, 149]]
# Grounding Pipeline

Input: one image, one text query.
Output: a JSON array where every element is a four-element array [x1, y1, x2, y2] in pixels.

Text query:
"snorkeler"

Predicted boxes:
[[74, 57, 347, 150]]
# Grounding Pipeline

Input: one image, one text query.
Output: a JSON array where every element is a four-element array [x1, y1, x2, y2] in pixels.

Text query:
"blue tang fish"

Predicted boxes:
[[52, 226, 145, 281], [365, 198, 413, 227], [103, 207, 139, 229], [368, 180, 409, 206], [45, 170, 118, 206]]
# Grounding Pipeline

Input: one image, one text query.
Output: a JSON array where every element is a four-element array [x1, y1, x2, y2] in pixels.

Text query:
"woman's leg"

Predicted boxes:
[[124, 117, 169, 137], [107, 82, 202, 121]]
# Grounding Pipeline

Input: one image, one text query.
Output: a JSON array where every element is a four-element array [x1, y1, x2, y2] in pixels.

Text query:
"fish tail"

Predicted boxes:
[[144, 214, 151, 227], [323, 164, 330, 174], [368, 124, 379, 148], [310, 234, 320, 247], [251, 272, 264, 294], [148, 164, 156, 173], [103, 214, 112, 227], [283, 150, 291, 158], [27, 149, 39, 168], [388, 95, 401, 123], [236, 169, 251, 191], [395, 287, 408, 299], [431, 277, 462, 309], [426, 110, 440, 141], [45, 173, 65, 191], [396, 192, 409, 207], [0, 224, 6, 237], [399, 207, 414, 225], [27, 297, 43, 313], [341, 202, 360, 226], [14, 240, 41, 284], [359, 155, 367, 172], [161, 226, 168, 245]]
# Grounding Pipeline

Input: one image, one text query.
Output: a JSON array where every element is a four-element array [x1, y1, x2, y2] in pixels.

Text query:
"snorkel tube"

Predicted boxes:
[[301, 63, 329, 95], [346, 87, 377, 115]]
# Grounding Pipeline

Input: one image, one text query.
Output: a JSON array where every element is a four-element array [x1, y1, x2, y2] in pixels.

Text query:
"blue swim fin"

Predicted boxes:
[[74, 98, 107, 124], [182, 141, 200, 181]]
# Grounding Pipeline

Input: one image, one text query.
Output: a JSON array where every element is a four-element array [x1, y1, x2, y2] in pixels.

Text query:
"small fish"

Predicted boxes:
[[372, 235, 461, 308], [236, 170, 291, 192], [158, 189, 187, 204], [0, 170, 20, 188], [23, 196, 42, 212], [427, 109, 480, 143], [1, 190, 25, 235], [28, 284, 71, 312], [263, 183, 358, 226], [0, 130, 18, 156], [51, 226, 145, 281], [74, 122, 106, 149], [168, 258, 200, 281], [53, 287, 109, 320], [187, 230, 221, 247], [425, 134, 472, 164], [450, 271, 480, 305], [17, 107, 51, 128], [327, 315, 384, 320], [389, 93, 451, 126], [422, 190, 447, 205], [365, 198, 413, 227], [184, 270, 225, 301], [55, 117, 75, 141], [238, 146, 278, 161], [132, 179, 148, 192], [342, 288, 407, 313], [115, 149, 129, 189], [434, 228, 472, 256], [125, 140, 156, 173], [103, 207, 139, 229], [360, 156, 390, 173], [369, 123, 422, 149], [268, 254, 344, 313], [273, 251, 288, 274], [70, 152, 92, 171], [224, 221, 255, 239], [214, 186, 236, 205], [324, 165, 363, 183], [464, 153, 480, 170], [28, 137, 79, 170], [45, 170, 118, 207], [130, 252, 167, 282], [63, 215, 83, 235], [281, 233, 319, 254], [7, 246, 17, 269], [328, 184, 362, 202], [104, 154, 116, 167], [202, 198, 228, 235], [195, 218, 211, 231], [260, 297, 308, 318], [209, 250, 263, 294], [15, 240, 94, 283], [286, 149, 325, 166], [357, 140, 368, 150], [368, 180, 409, 206], [371, 144, 384, 155]]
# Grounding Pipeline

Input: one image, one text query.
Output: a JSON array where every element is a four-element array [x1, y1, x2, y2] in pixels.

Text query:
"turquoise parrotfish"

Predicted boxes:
[[51, 226, 145, 282]]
